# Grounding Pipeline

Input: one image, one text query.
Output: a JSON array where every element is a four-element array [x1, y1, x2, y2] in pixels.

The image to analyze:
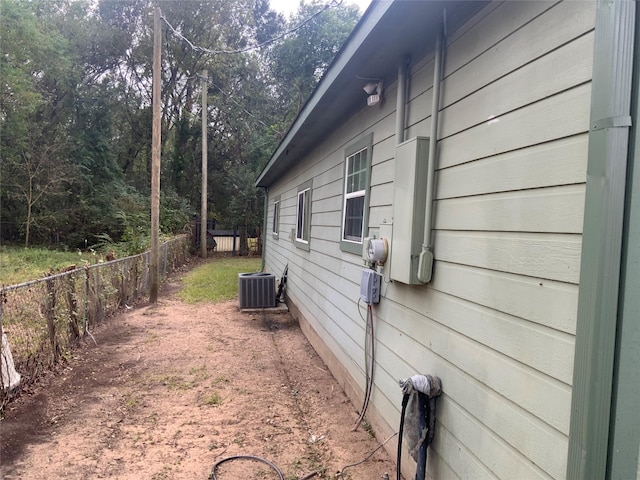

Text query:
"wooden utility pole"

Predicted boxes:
[[150, 6, 161, 303], [201, 70, 208, 259]]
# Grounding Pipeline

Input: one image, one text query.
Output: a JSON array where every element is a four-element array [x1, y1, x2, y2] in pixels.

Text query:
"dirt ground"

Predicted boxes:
[[0, 267, 397, 480]]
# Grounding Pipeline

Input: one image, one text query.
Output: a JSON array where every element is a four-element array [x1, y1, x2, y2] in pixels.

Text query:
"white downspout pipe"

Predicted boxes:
[[417, 17, 446, 284], [261, 187, 268, 272]]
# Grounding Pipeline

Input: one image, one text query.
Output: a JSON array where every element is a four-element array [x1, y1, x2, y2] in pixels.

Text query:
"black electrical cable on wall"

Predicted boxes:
[[396, 394, 410, 480], [353, 302, 375, 431]]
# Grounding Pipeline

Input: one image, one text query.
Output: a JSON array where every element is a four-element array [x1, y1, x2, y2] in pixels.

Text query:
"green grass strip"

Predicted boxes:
[[0, 246, 103, 285], [179, 257, 261, 303]]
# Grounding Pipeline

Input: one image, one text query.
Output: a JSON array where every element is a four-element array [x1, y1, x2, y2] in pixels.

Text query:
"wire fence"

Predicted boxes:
[[0, 235, 191, 411]]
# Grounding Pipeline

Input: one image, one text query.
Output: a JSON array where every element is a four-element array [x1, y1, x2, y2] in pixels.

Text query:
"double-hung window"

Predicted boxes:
[[295, 179, 312, 251], [272, 195, 281, 240], [341, 133, 373, 254]]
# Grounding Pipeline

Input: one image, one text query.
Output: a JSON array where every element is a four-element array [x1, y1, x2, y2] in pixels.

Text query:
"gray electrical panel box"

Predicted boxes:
[[390, 136, 430, 285]]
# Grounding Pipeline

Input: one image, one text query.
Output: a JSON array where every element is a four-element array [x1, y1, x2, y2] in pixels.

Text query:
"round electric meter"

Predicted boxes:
[[366, 237, 388, 263]]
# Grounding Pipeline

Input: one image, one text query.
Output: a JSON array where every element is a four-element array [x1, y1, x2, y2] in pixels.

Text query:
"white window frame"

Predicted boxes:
[[272, 195, 280, 240], [340, 133, 373, 254], [295, 179, 312, 251]]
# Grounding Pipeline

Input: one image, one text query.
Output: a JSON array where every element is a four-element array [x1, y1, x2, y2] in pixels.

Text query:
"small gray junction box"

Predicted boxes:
[[360, 269, 381, 304]]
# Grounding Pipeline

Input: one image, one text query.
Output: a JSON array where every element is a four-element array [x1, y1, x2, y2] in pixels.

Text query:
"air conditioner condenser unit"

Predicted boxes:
[[238, 272, 276, 308]]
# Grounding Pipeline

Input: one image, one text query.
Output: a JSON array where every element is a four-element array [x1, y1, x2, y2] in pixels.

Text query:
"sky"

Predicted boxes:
[[269, 0, 372, 17]]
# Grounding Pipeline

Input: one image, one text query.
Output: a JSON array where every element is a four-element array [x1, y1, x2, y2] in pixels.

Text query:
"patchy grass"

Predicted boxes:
[[154, 374, 191, 390], [0, 245, 105, 285], [213, 374, 228, 383], [150, 465, 173, 480], [178, 257, 261, 303], [188, 365, 210, 382], [123, 393, 142, 410], [362, 420, 376, 438], [200, 391, 223, 406]]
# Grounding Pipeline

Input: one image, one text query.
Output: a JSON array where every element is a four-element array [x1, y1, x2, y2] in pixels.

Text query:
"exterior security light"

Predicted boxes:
[[362, 82, 379, 95], [363, 81, 383, 106]]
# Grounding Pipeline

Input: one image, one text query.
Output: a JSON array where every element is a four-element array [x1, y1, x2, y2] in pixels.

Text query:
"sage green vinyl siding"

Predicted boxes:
[[263, 1, 595, 479]]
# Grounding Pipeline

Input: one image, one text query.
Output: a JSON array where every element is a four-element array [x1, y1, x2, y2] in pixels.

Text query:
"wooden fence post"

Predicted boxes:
[[65, 274, 80, 342], [95, 269, 104, 323], [84, 266, 91, 330], [45, 278, 59, 363], [232, 227, 238, 256]]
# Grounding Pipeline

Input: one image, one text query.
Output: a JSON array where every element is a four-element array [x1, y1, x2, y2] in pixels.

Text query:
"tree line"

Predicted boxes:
[[0, 0, 360, 251]]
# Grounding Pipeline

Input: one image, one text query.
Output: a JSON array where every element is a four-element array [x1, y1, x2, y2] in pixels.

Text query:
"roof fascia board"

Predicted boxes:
[[255, 1, 393, 187]]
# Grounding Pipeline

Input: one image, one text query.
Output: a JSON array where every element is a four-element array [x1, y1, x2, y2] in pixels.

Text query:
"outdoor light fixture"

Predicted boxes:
[[363, 80, 383, 106]]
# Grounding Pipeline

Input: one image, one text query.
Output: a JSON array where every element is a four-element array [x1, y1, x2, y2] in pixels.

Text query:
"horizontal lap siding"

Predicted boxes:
[[265, 2, 594, 479], [434, 231, 582, 283], [265, 95, 399, 430], [438, 83, 591, 167], [383, 2, 594, 479], [437, 135, 589, 199], [435, 184, 586, 233]]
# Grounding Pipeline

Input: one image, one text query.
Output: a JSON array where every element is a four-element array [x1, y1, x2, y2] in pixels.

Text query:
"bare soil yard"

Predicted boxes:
[[0, 270, 396, 480]]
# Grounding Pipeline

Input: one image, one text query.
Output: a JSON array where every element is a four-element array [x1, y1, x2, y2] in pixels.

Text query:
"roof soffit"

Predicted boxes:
[[256, 0, 487, 187]]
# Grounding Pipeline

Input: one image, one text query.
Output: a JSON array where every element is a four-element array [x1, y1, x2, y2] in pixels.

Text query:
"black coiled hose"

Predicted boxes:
[[210, 455, 285, 480]]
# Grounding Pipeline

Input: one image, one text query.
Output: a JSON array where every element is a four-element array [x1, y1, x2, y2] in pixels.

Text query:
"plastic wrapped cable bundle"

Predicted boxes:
[[397, 374, 442, 480], [1, 333, 21, 392]]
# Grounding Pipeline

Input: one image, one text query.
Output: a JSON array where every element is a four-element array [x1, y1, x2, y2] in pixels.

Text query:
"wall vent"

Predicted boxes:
[[238, 272, 276, 308]]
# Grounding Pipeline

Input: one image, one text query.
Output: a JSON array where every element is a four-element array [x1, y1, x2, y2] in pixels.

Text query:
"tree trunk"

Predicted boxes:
[[239, 225, 248, 256], [256, 226, 263, 256], [24, 201, 31, 247]]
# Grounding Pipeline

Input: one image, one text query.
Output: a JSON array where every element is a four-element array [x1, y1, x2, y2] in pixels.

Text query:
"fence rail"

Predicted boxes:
[[191, 222, 261, 256], [0, 235, 191, 411]]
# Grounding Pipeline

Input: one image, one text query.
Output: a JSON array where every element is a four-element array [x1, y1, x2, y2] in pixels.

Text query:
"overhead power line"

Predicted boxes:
[[208, 79, 281, 134], [160, 0, 343, 55]]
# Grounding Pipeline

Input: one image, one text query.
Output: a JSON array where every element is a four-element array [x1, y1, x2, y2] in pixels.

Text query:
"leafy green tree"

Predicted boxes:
[[267, 0, 360, 126], [1, 0, 77, 245], [0, 0, 360, 251]]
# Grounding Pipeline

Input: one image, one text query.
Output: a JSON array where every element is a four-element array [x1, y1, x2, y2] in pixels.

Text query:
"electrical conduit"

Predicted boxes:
[[417, 14, 446, 284], [396, 57, 410, 145], [353, 302, 375, 431]]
